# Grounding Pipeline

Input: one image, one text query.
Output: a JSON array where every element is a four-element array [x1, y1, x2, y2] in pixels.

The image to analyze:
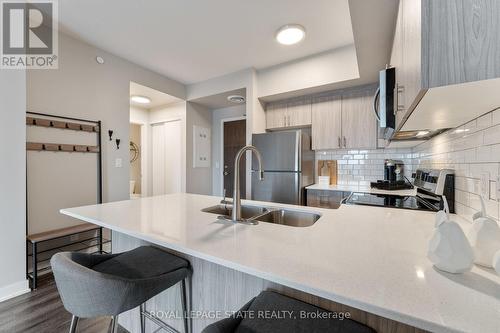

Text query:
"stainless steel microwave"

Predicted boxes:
[[373, 67, 396, 140]]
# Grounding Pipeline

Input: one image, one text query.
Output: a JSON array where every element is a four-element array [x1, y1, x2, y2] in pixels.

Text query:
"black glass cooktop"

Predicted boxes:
[[345, 192, 439, 211]]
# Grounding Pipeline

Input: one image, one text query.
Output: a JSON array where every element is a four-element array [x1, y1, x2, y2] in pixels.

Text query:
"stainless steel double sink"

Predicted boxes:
[[202, 204, 321, 227]]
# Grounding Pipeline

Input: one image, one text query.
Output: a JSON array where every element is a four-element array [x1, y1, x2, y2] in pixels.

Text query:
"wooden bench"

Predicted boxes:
[[27, 223, 108, 289]]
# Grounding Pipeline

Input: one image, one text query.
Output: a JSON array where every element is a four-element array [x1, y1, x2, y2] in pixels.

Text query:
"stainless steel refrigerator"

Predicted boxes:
[[251, 130, 314, 205]]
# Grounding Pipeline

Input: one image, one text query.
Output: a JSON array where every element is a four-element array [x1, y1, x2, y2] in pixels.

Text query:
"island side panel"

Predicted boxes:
[[112, 231, 427, 333]]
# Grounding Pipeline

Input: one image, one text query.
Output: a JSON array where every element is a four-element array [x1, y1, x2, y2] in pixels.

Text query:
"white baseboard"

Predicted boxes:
[[0, 279, 30, 303]]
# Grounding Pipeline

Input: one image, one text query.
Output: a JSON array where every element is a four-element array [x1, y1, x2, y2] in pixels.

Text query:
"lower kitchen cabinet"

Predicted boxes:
[[306, 189, 350, 209]]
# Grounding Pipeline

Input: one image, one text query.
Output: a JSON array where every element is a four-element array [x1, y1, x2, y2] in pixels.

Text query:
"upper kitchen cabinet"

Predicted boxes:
[[391, 0, 424, 129], [311, 95, 342, 150], [341, 88, 378, 149], [266, 97, 311, 130], [311, 85, 377, 150], [266, 102, 287, 129], [422, 0, 500, 87], [392, 0, 500, 132], [287, 97, 312, 127]]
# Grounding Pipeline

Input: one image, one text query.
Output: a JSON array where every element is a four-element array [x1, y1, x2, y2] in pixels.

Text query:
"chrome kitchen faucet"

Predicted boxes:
[[232, 145, 264, 222]]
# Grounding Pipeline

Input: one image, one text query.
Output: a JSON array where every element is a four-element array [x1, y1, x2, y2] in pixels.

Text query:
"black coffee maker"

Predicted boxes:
[[384, 159, 404, 183]]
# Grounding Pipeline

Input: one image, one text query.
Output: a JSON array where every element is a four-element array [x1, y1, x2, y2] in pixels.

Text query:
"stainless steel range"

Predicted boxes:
[[345, 169, 455, 212]]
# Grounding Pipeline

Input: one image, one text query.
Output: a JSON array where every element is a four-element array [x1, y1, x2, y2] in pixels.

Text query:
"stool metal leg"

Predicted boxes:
[[32, 242, 38, 290], [98, 227, 103, 253], [69, 315, 79, 333], [110, 315, 118, 333], [140, 303, 146, 333], [180, 278, 189, 333]]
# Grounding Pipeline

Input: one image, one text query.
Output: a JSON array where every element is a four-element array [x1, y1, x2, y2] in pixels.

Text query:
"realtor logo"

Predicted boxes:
[[1, 0, 58, 69]]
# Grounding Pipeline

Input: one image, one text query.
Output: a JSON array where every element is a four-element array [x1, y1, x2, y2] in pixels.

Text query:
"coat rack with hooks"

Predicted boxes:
[[26, 116, 100, 133], [26, 142, 100, 153], [25, 111, 105, 289]]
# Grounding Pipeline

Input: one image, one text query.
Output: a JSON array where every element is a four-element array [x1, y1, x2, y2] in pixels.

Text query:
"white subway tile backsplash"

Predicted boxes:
[[411, 108, 500, 222], [492, 108, 500, 124], [490, 181, 498, 201], [476, 113, 492, 129], [313, 110, 500, 221], [314, 148, 413, 186], [483, 124, 500, 145]]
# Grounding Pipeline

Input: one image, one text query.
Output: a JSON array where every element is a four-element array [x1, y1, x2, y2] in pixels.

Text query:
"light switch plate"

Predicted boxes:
[[193, 125, 211, 168], [115, 158, 123, 168], [480, 172, 489, 199]]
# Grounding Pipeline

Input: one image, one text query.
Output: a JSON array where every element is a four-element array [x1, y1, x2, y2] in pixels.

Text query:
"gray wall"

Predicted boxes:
[[186, 102, 212, 195], [0, 70, 28, 299], [27, 33, 186, 205], [211, 105, 246, 196]]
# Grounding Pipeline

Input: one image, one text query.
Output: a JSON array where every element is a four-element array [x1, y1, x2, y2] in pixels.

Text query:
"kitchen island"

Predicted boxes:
[[61, 193, 500, 333]]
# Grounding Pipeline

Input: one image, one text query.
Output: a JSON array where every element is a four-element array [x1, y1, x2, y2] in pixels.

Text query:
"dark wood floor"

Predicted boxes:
[[0, 274, 128, 333]]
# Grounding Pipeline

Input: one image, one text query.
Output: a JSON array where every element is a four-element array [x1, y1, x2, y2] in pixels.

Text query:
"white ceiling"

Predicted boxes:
[[190, 88, 247, 110], [57, 0, 354, 84], [130, 81, 182, 108]]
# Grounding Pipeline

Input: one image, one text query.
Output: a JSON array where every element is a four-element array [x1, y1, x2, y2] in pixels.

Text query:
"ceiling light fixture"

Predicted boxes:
[[276, 24, 305, 45], [416, 130, 430, 137], [227, 95, 246, 104], [454, 128, 470, 134], [130, 95, 151, 104]]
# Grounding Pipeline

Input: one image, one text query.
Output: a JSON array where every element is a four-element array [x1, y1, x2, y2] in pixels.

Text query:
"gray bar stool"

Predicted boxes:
[[51, 246, 190, 333], [202, 291, 376, 333]]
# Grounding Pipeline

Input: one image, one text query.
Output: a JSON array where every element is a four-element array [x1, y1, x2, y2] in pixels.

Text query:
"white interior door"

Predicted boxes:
[[152, 120, 182, 195]]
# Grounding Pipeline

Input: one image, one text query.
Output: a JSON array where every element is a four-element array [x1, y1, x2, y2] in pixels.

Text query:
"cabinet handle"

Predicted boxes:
[[338, 136, 341, 148], [343, 136, 347, 148], [395, 84, 405, 114]]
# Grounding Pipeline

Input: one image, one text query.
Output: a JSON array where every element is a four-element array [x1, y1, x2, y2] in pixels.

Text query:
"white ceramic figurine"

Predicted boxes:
[[493, 250, 500, 275], [467, 196, 500, 268], [428, 197, 474, 274]]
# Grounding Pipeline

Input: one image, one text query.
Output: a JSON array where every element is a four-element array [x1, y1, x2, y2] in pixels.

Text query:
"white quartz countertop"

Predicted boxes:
[[61, 193, 500, 333], [306, 183, 418, 197]]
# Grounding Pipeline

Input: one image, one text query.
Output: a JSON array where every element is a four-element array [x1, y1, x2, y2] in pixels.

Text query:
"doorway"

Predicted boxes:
[[222, 119, 246, 198], [151, 119, 182, 195], [129, 123, 142, 197]]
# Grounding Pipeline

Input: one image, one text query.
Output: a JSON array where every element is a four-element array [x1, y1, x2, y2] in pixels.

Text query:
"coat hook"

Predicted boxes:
[[115, 138, 121, 150], [108, 130, 114, 141]]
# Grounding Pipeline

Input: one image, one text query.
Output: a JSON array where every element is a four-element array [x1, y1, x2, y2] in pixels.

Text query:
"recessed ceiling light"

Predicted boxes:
[[416, 130, 430, 137], [276, 24, 305, 45], [96, 56, 105, 64], [227, 95, 245, 104], [454, 128, 470, 133], [130, 95, 151, 104]]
